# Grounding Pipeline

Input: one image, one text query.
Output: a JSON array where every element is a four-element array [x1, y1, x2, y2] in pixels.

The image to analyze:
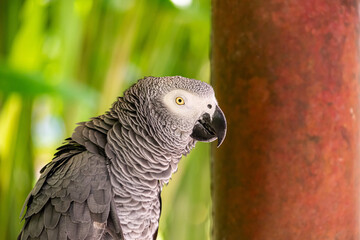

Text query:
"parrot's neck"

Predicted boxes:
[[105, 100, 195, 191], [102, 100, 195, 240]]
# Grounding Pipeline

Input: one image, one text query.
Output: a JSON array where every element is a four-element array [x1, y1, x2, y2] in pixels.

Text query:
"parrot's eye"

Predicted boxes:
[[175, 97, 185, 105]]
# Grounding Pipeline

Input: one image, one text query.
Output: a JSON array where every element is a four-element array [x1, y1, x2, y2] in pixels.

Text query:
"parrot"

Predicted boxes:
[[18, 76, 227, 240]]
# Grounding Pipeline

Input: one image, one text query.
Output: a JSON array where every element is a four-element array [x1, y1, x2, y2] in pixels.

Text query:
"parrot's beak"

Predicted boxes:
[[190, 105, 227, 147]]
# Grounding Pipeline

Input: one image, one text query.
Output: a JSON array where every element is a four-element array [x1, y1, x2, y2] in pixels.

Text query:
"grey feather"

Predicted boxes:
[[70, 202, 91, 223], [27, 211, 44, 238], [94, 131, 107, 148], [87, 193, 110, 213], [39, 229, 47, 240], [72, 125, 86, 145], [65, 215, 90, 240], [85, 141, 100, 154], [43, 203, 61, 229], [46, 216, 66, 240], [51, 197, 71, 213], [68, 183, 91, 203]]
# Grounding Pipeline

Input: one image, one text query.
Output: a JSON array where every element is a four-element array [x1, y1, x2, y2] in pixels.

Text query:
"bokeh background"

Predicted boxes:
[[0, 0, 211, 239]]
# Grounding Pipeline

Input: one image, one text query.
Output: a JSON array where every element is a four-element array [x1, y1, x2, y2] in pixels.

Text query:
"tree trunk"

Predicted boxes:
[[211, 1, 360, 239]]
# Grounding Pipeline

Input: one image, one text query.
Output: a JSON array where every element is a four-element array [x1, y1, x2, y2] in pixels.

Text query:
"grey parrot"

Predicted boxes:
[[18, 76, 227, 240]]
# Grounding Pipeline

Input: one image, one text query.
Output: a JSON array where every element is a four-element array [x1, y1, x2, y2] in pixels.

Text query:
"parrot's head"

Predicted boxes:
[[128, 76, 227, 148]]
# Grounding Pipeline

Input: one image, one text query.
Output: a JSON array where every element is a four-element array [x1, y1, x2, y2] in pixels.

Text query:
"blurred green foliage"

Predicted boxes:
[[0, 0, 211, 239]]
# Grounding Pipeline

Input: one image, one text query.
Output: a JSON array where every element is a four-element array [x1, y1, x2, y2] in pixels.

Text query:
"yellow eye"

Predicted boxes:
[[175, 97, 185, 105]]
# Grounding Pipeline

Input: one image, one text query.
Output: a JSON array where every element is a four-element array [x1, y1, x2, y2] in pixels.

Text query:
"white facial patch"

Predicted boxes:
[[162, 89, 217, 122]]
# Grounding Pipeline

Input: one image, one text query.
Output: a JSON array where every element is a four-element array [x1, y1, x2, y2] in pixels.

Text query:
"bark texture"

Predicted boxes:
[[211, 1, 360, 239]]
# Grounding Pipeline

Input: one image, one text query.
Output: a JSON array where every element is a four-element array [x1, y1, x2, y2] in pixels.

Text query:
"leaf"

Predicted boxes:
[[0, 64, 99, 107]]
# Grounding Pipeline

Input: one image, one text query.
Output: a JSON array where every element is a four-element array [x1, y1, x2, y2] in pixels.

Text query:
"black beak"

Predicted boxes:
[[190, 105, 227, 147]]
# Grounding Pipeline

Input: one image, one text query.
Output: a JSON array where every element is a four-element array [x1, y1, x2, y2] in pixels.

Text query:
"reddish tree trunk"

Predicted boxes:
[[211, 1, 360, 239]]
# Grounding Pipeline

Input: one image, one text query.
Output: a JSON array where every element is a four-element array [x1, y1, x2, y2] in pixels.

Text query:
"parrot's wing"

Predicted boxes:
[[19, 148, 124, 240]]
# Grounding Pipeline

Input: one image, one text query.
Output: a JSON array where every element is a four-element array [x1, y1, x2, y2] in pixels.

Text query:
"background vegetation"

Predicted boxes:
[[0, 0, 211, 239]]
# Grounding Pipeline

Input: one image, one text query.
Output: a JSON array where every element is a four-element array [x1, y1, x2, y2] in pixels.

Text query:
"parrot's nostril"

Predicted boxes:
[[207, 104, 212, 109]]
